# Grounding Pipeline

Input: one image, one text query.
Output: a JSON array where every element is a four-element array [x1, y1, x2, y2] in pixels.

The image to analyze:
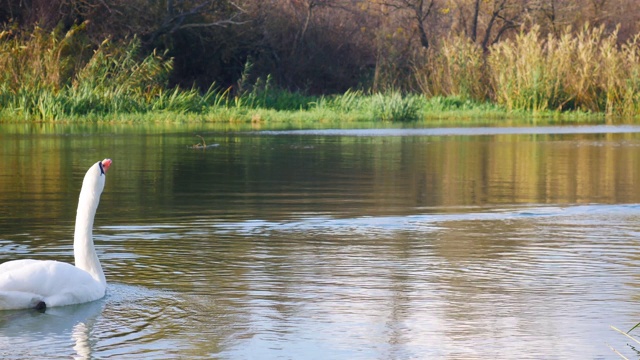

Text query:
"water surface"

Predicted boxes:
[[1, 123, 640, 359]]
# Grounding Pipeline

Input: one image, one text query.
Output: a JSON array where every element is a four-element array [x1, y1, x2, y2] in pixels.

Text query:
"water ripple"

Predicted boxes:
[[4, 204, 640, 359], [257, 125, 640, 137]]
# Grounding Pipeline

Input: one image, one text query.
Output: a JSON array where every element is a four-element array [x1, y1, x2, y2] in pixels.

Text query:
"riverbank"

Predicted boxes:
[[1, 25, 637, 124], [0, 88, 609, 125]]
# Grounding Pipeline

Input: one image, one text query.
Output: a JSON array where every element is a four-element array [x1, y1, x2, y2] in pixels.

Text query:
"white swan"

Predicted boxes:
[[0, 159, 112, 311]]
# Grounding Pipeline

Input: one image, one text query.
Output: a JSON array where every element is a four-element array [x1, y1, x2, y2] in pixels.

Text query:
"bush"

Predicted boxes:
[[370, 91, 421, 122]]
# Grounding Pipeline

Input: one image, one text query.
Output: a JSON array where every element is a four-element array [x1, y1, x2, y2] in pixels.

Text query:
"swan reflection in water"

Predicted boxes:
[[0, 299, 105, 358]]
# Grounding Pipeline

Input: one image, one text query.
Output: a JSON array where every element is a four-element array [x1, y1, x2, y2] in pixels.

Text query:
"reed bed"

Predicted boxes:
[[415, 25, 640, 116], [0, 25, 497, 123], [414, 35, 487, 101], [3, 24, 636, 122], [0, 25, 224, 120]]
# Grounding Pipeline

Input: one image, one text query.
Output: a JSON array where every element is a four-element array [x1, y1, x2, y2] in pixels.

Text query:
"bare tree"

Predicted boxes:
[[456, 0, 532, 50], [378, 0, 437, 49], [471, 0, 480, 41], [150, 0, 248, 42]]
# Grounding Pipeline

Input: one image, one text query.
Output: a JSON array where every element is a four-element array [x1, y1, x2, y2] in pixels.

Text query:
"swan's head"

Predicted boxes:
[[98, 158, 112, 176], [82, 158, 112, 195]]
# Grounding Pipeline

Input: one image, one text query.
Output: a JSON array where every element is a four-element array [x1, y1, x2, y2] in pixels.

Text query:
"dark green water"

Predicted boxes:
[[2, 123, 640, 359]]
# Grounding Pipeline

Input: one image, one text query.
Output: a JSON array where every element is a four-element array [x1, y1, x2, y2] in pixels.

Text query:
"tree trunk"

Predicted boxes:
[[417, 16, 430, 48], [471, 0, 480, 42]]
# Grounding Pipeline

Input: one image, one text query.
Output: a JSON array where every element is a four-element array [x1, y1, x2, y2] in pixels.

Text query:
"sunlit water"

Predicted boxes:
[[2, 123, 640, 359]]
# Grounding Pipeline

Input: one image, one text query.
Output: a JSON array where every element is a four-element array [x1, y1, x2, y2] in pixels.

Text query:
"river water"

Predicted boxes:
[[2, 122, 640, 359]]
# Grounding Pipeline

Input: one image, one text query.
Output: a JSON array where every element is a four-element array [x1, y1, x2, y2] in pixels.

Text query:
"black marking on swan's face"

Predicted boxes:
[[98, 161, 105, 175]]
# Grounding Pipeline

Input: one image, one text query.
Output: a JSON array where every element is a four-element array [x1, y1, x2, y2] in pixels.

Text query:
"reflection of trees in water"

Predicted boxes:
[[3, 129, 640, 235]]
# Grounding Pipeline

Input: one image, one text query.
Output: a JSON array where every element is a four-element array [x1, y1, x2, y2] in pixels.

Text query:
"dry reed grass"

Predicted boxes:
[[414, 25, 640, 115], [413, 36, 487, 100]]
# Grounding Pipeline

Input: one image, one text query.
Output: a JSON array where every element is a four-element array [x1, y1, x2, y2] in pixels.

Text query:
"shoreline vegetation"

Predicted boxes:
[[0, 24, 638, 123]]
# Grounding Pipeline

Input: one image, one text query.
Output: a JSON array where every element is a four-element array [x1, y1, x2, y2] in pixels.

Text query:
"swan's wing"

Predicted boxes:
[[0, 259, 42, 273], [0, 260, 105, 309]]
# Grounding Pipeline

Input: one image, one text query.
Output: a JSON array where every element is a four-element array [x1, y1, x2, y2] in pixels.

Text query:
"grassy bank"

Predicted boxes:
[[0, 25, 633, 123]]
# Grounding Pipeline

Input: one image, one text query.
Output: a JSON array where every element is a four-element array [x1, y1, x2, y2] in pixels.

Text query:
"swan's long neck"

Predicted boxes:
[[74, 171, 106, 286]]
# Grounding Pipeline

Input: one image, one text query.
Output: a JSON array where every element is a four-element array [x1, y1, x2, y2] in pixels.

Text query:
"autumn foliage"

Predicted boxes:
[[1, 0, 640, 115]]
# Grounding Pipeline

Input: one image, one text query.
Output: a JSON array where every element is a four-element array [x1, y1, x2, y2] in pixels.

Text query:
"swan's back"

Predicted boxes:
[[0, 259, 106, 310]]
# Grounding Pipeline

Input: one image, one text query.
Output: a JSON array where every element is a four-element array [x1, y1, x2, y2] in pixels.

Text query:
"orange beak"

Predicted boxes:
[[101, 159, 112, 173]]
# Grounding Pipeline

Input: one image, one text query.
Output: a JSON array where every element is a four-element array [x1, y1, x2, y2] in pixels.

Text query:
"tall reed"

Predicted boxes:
[[490, 25, 640, 114], [415, 25, 640, 115], [0, 25, 223, 120], [414, 36, 487, 101], [488, 26, 555, 112]]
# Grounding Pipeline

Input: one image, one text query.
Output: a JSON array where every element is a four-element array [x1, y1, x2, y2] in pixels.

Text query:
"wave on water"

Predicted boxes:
[[205, 203, 640, 236], [256, 125, 640, 137]]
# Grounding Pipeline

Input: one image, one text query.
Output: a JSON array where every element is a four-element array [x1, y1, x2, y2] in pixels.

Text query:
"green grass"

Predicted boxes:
[[0, 86, 607, 124]]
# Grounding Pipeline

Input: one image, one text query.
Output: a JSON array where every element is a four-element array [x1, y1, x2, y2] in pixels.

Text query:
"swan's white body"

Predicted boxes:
[[0, 159, 112, 310]]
